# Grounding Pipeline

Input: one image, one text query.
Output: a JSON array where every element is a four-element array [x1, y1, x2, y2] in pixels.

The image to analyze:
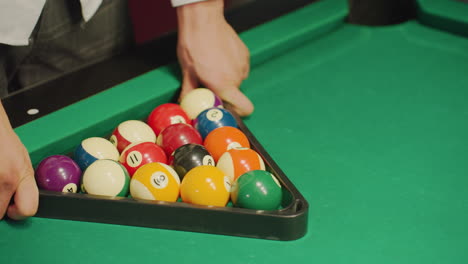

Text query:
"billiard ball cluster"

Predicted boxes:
[[34, 88, 283, 210]]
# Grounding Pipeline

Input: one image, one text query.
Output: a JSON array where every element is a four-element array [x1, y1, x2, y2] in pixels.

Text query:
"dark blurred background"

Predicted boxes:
[[129, 0, 422, 45], [347, 0, 417, 25]]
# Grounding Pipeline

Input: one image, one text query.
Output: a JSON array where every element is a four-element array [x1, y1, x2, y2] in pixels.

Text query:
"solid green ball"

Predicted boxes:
[[231, 170, 282, 210]]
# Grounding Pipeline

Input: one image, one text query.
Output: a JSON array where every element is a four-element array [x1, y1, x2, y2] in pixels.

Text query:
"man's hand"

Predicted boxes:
[[0, 102, 38, 220], [176, 0, 254, 117]]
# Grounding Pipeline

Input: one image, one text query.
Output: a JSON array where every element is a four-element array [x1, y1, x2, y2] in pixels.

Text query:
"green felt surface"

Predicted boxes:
[[3, 0, 468, 263], [243, 21, 468, 263], [418, 0, 468, 25], [417, 0, 468, 37]]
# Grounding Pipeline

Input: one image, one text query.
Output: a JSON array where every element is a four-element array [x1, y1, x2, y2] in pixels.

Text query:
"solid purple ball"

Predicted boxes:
[[35, 155, 82, 193]]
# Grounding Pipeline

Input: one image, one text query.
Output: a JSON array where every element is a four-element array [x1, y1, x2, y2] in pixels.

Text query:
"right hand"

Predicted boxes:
[[175, 0, 254, 117], [0, 102, 38, 220]]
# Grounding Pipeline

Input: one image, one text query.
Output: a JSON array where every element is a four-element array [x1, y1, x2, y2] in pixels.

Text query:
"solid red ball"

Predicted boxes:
[[157, 123, 203, 156], [147, 103, 191, 136]]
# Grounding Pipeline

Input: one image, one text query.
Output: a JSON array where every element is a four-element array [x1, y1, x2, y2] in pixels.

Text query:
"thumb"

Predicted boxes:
[[217, 87, 254, 117], [7, 173, 39, 220], [179, 70, 198, 102]]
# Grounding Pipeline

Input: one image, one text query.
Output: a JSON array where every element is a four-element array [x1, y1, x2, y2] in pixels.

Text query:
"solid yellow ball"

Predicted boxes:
[[180, 165, 231, 207]]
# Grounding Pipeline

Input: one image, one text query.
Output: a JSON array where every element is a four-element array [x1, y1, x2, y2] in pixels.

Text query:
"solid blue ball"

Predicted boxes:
[[194, 107, 238, 138]]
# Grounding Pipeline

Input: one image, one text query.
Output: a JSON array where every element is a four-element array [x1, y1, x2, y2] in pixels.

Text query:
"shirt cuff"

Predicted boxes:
[[171, 0, 208, 7]]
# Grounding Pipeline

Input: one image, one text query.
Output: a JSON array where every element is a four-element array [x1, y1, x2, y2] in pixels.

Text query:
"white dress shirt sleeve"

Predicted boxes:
[[0, 0, 206, 46], [171, 0, 209, 7], [0, 0, 46, 46], [0, 0, 103, 46], [80, 0, 103, 21]]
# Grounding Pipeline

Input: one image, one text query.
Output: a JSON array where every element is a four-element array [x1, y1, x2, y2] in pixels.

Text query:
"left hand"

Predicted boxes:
[[0, 101, 39, 221], [176, 0, 253, 117]]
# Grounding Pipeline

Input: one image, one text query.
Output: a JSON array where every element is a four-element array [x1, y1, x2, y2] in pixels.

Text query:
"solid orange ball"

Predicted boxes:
[[180, 165, 231, 207], [204, 126, 250, 162]]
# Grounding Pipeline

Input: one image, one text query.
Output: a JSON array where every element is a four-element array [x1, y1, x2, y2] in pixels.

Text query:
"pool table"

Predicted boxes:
[[2, 0, 468, 262]]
